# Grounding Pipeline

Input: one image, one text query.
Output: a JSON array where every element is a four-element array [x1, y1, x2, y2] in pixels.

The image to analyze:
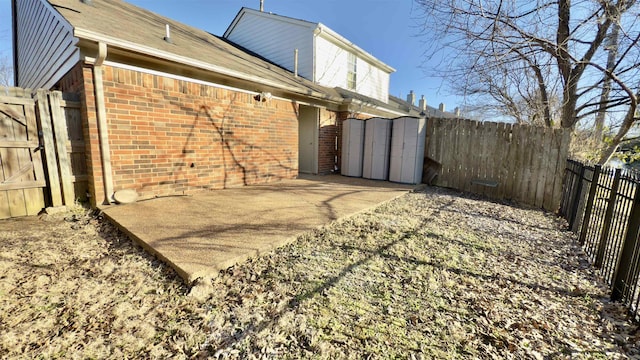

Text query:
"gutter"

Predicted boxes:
[[92, 42, 114, 205], [11, 0, 18, 86]]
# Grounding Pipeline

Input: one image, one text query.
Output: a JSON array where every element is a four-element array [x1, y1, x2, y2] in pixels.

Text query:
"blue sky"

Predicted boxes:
[[0, 0, 461, 109]]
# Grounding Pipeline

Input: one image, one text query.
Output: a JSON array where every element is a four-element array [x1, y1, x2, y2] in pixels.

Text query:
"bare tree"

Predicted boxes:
[[414, 0, 640, 164], [450, 55, 562, 126], [0, 55, 13, 88]]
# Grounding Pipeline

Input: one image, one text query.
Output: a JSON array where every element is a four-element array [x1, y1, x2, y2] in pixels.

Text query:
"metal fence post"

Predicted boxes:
[[595, 168, 622, 269], [568, 164, 586, 231], [611, 181, 640, 301], [579, 165, 602, 245]]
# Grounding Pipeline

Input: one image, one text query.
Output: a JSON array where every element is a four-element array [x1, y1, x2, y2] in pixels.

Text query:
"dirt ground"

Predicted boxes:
[[1, 186, 639, 359]]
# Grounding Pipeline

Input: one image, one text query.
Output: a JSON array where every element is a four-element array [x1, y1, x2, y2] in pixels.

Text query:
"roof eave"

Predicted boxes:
[[74, 27, 343, 104], [341, 98, 409, 118]]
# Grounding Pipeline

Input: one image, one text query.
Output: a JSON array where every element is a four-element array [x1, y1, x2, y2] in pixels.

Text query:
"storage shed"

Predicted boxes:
[[389, 117, 426, 184], [362, 117, 392, 180], [340, 118, 366, 177]]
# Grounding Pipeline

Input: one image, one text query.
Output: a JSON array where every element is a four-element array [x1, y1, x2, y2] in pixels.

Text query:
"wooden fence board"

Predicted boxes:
[[24, 188, 44, 215], [487, 122, 499, 198], [61, 98, 87, 202], [36, 89, 62, 207], [7, 189, 28, 217], [528, 126, 544, 205], [0, 191, 10, 218], [497, 122, 510, 199], [543, 135, 560, 211], [477, 123, 487, 196], [460, 119, 469, 191], [426, 118, 435, 159], [520, 127, 535, 204], [50, 91, 75, 204], [436, 118, 448, 187], [467, 120, 479, 193], [536, 127, 553, 208], [437, 119, 448, 187], [512, 124, 524, 202], [504, 123, 517, 199], [444, 120, 456, 188], [451, 119, 462, 190], [430, 118, 443, 185]]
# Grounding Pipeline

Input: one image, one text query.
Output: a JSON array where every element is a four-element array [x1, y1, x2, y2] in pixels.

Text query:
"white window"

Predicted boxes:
[[347, 53, 357, 90]]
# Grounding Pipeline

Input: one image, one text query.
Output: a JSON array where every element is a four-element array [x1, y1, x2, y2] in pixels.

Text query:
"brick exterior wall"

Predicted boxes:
[[318, 108, 338, 174], [57, 63, 299, 205]]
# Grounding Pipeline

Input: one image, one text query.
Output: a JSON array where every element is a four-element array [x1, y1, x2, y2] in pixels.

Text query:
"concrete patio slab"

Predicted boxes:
[[102, 175, 417, 284]]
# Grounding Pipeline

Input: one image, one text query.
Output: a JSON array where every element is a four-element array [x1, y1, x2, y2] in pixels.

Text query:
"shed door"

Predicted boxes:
[[0, 97, 45, 218], [298, 106, 318, 174]]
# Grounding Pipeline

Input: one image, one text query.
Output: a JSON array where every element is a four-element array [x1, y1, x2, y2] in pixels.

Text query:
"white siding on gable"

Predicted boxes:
[[225, 9, 394, 104], [314, 36, 348, 89], [315, 36, 390, 103], [15, 0, 79, 89], [356, 59, 390, 103], [225, 12, 314, 79]]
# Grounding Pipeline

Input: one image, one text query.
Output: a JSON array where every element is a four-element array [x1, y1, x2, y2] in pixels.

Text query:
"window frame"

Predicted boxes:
[[347, 53, 357, 90]]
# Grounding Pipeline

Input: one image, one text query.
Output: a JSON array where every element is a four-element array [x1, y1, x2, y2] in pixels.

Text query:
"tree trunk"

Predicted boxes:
[[598, 101, 638, 164], [594, 23, 620, 142], [560, 81, 579, 128]]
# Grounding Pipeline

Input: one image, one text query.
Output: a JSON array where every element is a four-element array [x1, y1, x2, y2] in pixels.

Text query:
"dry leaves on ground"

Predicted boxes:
[[1, 187, 639, 359]]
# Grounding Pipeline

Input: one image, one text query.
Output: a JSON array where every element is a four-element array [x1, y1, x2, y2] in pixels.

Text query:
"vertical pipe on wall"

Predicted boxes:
[[92, 42, 114, 204], [294, 48, 299, 78]]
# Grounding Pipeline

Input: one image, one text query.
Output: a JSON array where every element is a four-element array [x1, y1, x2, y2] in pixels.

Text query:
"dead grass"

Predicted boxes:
[[1, 187, 638, 359]]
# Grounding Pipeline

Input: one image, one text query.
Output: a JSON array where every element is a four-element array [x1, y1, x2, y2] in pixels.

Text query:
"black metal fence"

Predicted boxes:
[[560, 159, 640, 321]]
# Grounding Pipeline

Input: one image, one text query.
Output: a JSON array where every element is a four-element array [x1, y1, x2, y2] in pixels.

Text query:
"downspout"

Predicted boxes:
[[11, 0, 18, 86], [92, 42, 114, 204]]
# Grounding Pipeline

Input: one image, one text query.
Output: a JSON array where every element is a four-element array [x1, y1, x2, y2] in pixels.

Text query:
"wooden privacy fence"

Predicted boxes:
[[559, 160, 640, 322], [425, 118, 571, 211], [0, 87, 87, 219]]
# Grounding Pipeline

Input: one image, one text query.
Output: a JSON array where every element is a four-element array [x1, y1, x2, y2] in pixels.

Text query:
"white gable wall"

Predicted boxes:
[[315, 36, 390, 103], [225, 9, 394, 104], [225, 12, 314, 80], [356, 58, 390, 103], [14, 0, 79, 89], [314, 36, 348, 89]]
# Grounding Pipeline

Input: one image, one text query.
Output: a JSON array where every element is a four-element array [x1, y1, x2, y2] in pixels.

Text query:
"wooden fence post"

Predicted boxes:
[[579, 165, 602, 245], [595, 168, 622, 268], [611, 181, 640, 301], [568, 164, 586, 231]]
